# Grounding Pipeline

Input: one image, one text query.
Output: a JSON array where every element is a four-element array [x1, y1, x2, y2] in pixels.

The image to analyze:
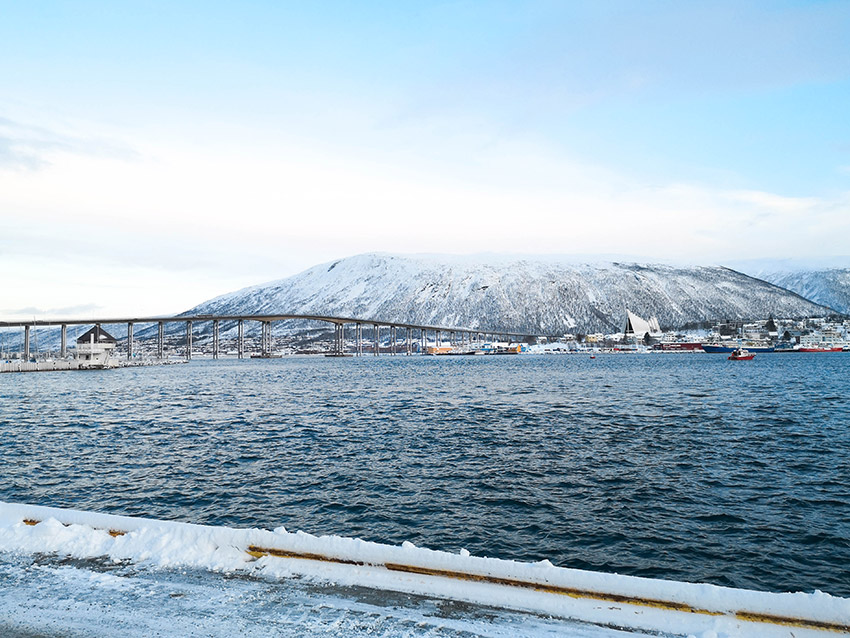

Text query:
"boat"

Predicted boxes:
[[798, 346, 843, 353], [702, 343, 774, 353], [425, 345, 454, 355], [652, 342, 703, 351], [728, 348, 755, 360], [773, 341, 799, 353]]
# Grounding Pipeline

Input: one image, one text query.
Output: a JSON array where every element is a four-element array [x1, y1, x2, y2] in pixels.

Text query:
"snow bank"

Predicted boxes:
[[1, 501, 847, 638]]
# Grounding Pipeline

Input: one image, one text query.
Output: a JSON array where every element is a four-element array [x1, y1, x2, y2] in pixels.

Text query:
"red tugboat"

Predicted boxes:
[[728, 348, 755, 360]]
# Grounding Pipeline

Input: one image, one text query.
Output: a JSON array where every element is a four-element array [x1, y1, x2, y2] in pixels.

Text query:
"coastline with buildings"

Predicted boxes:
[[3, 309, 848, 372]]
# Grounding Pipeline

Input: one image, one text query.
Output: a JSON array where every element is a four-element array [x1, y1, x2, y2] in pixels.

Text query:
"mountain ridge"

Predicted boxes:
[[735, 267, 850, 315], [178, 253, 833, 335]]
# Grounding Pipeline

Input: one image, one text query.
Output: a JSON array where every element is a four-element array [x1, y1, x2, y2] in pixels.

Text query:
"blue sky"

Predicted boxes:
[[1, 1, 849, 317]]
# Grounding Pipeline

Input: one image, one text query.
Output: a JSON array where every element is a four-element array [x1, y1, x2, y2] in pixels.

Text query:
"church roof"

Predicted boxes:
[[624, 310, 661, 336]]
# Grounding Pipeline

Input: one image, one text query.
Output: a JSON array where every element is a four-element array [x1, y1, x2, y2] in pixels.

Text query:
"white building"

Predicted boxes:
[[75, 326, 117, 369], [623, 310, 661, 340]]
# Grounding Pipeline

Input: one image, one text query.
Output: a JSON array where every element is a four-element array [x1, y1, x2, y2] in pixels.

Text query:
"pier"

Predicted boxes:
[[0, 313, 537, 366]]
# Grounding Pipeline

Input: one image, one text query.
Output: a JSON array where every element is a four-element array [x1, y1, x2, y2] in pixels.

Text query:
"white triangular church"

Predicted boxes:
[[623, 310, 661, 338]]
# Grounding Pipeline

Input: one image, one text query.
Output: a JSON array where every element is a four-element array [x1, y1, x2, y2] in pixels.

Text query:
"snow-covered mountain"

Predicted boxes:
[[740, 268, 850, 315], [176, 253, 830, 335]]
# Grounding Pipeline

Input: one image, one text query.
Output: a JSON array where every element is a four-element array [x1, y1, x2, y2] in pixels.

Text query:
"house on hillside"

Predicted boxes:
[[75, 326, 116, 369]]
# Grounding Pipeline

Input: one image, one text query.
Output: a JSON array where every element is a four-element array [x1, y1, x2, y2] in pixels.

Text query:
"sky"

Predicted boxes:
[[1, 0, 849, 318]]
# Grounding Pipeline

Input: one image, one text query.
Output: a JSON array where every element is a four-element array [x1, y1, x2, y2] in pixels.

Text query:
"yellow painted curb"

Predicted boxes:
[[19, 518, 849, 633], [246, 544, 849, 632]]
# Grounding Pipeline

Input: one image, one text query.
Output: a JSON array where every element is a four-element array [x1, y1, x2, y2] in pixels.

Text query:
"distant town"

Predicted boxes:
[[548, 313, 850, 354]]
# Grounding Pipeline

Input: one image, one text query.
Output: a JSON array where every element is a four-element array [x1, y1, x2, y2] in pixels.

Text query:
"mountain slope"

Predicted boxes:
[[744, 268, 850, 315], [179, 253, 830, 335]]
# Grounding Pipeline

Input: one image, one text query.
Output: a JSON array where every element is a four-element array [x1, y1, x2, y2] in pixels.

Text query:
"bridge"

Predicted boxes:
[[0, 313, 539, 360]]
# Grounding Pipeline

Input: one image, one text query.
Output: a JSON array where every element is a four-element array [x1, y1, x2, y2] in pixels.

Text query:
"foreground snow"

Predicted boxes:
[[1, 554, 633, 638], [0, 502, 847, 638]]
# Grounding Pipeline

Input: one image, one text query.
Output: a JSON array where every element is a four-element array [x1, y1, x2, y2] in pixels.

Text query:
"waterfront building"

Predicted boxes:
[[75, 326, 116, 369]]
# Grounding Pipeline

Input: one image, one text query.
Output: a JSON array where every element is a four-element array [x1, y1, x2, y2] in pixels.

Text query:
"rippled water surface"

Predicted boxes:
[[2, 353, 848, 596]]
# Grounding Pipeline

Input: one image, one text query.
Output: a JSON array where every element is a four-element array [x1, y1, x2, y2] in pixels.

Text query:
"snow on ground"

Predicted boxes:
[[0, 553, 633, 638], [1, 502, 847, 638]]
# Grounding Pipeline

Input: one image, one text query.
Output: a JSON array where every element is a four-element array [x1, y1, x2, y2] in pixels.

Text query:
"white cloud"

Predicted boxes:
[[725, 190, 821, 214]]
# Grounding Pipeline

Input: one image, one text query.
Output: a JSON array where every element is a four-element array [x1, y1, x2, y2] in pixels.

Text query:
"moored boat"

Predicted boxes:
[[702, 343, 774, 353], [652, 342, 703, 351]]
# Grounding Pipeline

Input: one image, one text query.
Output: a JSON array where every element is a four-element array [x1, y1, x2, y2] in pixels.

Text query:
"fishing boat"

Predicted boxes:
[[728, 348, 755, 361]]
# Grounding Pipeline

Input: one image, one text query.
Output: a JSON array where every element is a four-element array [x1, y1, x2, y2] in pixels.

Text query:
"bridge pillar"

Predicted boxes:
[[390, 326, 396, 355], [334, 323, 345, 356], [262, 321, 271, 357], [374, 324, 379, 356], [157, 322, 164, 359], [237, 320, 244, 359], [127, 322, 134, 360], [213, 320, 219, 359], [24, 325, 30, 360], [436, 330, 441, 347], [356, 323, 362, 356], [421, 328, 426, 353], [406, 327, 411, 355], [185, 321, 193, 360], [60, 325, 67, 358]]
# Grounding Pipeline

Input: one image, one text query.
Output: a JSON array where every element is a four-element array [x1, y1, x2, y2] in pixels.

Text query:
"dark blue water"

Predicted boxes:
[[2, 354, 848, 597]]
